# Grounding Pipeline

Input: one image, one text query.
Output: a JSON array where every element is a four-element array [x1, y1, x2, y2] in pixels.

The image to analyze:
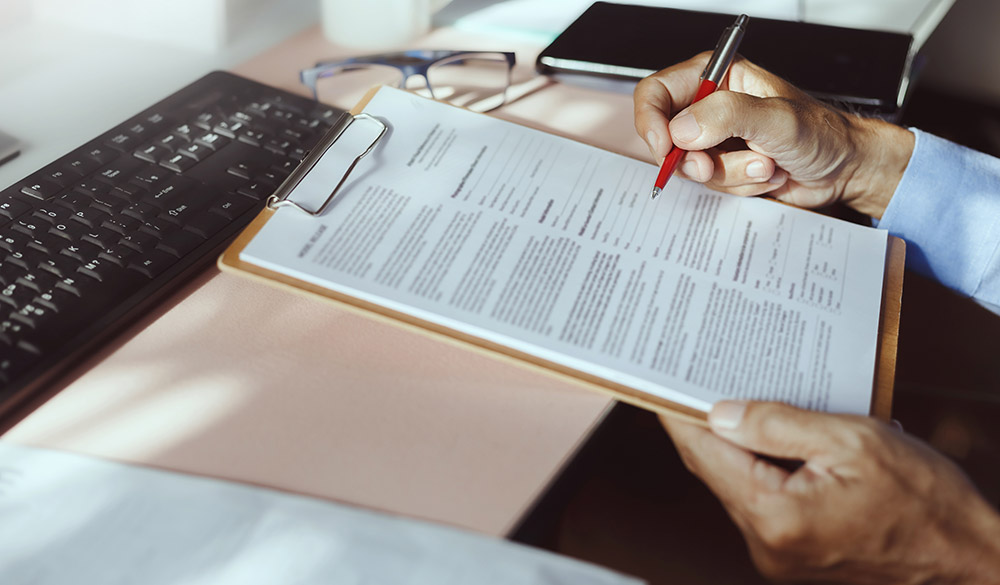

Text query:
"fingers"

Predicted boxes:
[[660, 414, 791, 510], [634, 54, 710, 161], [676, 149, 789, 196], [708, 401, 870, 462]]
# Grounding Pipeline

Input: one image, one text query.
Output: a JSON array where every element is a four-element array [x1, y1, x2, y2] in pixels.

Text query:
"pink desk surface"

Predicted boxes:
[[4, 25, 653, 537]]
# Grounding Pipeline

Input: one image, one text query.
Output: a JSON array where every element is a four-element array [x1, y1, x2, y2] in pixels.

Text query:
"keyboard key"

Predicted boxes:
[[59, 242, 100, 262], [178, 142, 211, 161], [68, 206, 111, 229], [138, 217, 175, 239], [0, 282, 36, 310], [118, 230, 158, 253], [157, 133, 187, 151], [34, 287, 78, 313], [40, 168, 74, 188], [209, 195, 255, 220], [73, 179, 112, 199], [48, 220, 89, 243], [130, 167, 171, 188], [212, 120, 245, 138], [195, 132, 229, 151], [10, 302, 53, 329], [54, 274, 100, 297], [60, 156, 101, 177], [98, 245, 135, 267], [101, 215, 141, 236], [172, 123, 197, 140], [11, 218, 46, 239], [38, 254, 79, 279], [127, 250, 177, 278], [141, 175, 195, 208], [0, 197, 31, 220], [20, 178, 63, 200], [183, 212, 229, 238], [84, 146, 119, 164], [81, 227, 123, 249], [77, 257, 119, 282], [0, 262, 27, 287], [160, 153, 197, 173], [156, 230, 203, 257], [134, 144, 171, 164], [95, 159, 143, 185], [31, 206, 68, 225], [104, 132, 138, 152], [121, 202, 159, 222], [237, 182, 274, 200]]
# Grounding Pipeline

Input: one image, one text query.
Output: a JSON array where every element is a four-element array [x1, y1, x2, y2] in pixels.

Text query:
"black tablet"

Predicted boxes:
[[537, 2, 915, 118]]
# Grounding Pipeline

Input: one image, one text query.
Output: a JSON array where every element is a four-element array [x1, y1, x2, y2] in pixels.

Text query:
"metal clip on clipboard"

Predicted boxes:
[[266, 112, 387, 217]]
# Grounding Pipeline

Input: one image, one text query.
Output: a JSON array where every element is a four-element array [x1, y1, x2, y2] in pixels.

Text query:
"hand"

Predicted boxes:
[[634, 53, 915, 219], [660, 401, 1000, 584]]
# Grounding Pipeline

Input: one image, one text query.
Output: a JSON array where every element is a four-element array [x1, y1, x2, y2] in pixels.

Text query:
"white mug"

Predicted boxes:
[[320, 0, 452, 50]]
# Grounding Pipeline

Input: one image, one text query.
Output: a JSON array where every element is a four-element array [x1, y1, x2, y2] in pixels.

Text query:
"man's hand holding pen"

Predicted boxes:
[[635, 48, 913, 218]]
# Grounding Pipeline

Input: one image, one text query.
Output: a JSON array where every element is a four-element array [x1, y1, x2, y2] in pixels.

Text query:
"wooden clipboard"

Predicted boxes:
[[219, 87, 904, 425]]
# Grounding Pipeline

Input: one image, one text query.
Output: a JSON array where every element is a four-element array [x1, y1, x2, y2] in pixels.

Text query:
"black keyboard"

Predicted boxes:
[[0, 71, 344, 419]]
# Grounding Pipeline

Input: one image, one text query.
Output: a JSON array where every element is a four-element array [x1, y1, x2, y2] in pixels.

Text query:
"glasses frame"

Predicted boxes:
[[300, 49, 517, 111]]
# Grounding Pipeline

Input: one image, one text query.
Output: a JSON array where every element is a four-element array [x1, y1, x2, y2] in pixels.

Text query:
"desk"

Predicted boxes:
[[1, 22, 637, 538], [0, 0, 957, 544]]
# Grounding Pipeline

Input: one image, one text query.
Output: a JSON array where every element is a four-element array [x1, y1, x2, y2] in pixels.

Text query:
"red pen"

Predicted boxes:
[[650, 14, 749, 199]]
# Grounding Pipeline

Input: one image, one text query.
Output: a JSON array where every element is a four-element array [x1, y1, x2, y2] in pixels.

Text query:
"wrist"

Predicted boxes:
[[841, 117, 914, 220]]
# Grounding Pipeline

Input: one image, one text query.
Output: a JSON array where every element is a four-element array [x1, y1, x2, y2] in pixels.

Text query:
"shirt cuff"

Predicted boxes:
[[876, 129, 1000, 304]]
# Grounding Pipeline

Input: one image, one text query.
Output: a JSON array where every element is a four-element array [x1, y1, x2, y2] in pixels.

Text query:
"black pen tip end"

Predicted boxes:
[[650, 186, 661, 200]]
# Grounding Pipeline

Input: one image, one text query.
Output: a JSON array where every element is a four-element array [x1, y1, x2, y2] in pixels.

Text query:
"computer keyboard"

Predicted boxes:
[[0, 70, 344, 418]]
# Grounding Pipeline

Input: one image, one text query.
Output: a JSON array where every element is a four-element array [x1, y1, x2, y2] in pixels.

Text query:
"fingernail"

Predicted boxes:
[[746, 160, 766, 179], [709, 401, 747, 431], [646, 130, 663, 158], [670, 113, 701, 142], [681, 160, 699, 179]]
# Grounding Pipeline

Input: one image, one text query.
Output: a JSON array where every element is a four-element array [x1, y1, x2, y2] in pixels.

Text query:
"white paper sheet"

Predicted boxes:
[[241, 87, 888, 415], [0, 441, 643, 585]]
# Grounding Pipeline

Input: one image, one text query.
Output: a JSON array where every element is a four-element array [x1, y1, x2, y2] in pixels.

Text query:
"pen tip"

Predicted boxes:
[[650, 186, 661, 200]]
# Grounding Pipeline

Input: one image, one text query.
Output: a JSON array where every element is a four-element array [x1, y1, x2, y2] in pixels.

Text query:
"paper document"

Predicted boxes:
[[0, 441, 643, 584], [241, 87, 888, 415]]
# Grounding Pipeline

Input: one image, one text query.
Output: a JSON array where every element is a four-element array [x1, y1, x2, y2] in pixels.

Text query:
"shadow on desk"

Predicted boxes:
[[513, 87, 1000, 584]]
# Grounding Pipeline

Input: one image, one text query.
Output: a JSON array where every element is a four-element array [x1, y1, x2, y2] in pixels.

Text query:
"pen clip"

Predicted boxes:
[[701, 14, 749, 84]]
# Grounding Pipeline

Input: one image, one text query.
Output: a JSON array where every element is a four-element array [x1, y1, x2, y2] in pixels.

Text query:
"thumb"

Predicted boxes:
[[668, 91, 798, 158], [708, 401, 852, 461]]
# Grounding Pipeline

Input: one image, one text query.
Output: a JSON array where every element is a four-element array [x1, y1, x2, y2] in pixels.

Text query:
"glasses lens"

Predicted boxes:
[[312, 64, 404, 108], [426, 53, 511, 112]]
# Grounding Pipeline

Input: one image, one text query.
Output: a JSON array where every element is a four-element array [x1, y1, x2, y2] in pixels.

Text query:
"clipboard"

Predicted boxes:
[[219, 87, 903, 424]]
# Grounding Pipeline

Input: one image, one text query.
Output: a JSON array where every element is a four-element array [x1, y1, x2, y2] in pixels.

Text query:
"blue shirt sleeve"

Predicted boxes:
[[876, 129, 1000, 313]]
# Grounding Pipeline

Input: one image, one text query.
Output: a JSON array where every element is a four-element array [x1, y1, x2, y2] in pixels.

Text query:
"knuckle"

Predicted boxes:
[[757, 514, 807, 551], [830, 417, 884, 456], [752, 552, 799, 581]]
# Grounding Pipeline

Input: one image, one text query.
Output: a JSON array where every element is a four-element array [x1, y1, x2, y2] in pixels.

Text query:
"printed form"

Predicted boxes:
[[241, 87, 888, 414]]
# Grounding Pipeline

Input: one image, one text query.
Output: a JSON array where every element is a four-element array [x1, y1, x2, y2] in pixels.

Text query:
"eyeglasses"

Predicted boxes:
[[300, 49, 516, 113]]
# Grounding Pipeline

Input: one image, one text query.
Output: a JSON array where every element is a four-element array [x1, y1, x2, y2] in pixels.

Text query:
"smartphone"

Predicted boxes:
[[0, 129, 21, 166], [537, 2, 915, 118]]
